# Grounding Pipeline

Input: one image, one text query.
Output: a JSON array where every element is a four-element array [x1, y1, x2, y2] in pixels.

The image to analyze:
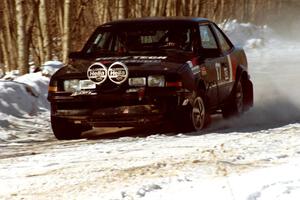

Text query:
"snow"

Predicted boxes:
[[42, 60, 63, 76], [220, 19, 274, 48], [0, 124, 300, 199], [1, 20, 300, 199], [0, 72, 51, 142], [0, 72, 49, 117], [1, 70, 20, 80], [141, 156, 300, 200]]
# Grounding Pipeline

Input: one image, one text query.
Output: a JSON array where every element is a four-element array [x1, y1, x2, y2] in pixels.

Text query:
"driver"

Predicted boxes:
[[166, 30, 190, 50]]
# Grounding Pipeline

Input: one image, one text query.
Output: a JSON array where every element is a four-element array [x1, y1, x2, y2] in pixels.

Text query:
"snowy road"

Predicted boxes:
[[1, 124, 300, 200], [1, 39, 300, 199]]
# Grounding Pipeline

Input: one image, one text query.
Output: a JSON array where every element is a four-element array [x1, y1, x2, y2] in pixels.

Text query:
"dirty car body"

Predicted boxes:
[[48, 18, 253, 140]]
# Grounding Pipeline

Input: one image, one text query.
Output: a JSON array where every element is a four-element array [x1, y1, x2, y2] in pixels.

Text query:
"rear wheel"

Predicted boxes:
[[51, 116, 92, 140], [222, 80, 244, 118]]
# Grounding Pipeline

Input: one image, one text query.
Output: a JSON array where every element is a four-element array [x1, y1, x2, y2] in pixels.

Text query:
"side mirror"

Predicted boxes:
[[68, 51, 83, 59], [198, 48, 220, 59]]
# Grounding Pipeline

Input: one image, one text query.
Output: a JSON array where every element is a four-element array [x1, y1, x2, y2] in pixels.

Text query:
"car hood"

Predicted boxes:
[[53, 52, 196, 78]]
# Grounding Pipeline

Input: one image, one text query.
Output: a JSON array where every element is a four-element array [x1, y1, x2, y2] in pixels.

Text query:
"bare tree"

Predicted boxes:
[[39, 0, 51, 62], [0, 31, 8, 73], [119, 0, 128, 19], [0, 0, 300, 74], [15, 0, 27, 74], [1, 0, 17, 71], [62, 0, 71, 63]]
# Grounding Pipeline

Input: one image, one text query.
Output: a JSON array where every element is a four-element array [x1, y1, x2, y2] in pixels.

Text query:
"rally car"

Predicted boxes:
[[48, 17, 253, 140]]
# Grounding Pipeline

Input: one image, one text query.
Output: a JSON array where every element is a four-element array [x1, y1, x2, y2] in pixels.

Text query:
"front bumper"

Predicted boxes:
[[49, 88, 192, 127], [53, 105, 165, 127]]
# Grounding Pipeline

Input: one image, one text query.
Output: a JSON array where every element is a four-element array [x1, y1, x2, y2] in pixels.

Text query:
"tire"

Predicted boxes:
[[179, 91, 209, 132], [51, 116, 91, 140], [222, 80, 244, 118]]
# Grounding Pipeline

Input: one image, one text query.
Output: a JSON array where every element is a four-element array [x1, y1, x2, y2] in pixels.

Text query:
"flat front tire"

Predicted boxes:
[[51, 116, 91, 140]]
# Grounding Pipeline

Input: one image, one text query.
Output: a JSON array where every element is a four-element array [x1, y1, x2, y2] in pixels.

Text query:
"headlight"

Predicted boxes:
[[128, 77, 146, 86], [148, 75, 165, 87], [64, 79, 80, 92], [64, 79, 96, 92], [79, 80, 96, 90]]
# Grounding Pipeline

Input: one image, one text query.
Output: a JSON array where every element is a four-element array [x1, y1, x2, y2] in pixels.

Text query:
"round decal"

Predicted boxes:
[[87, 62, 107, 84], [108, 62, 129, 84]]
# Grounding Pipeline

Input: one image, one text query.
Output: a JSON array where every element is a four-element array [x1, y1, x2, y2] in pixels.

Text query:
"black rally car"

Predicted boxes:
[[48, 18, 253, 140]]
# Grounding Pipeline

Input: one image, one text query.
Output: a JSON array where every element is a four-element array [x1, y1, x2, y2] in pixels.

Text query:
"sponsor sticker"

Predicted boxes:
[[87, 62, 129, 85], [108, 62, 129, 84], [87, 62, 108, 84], [224, 66, 230, 81], [95, 56, 167, 64]]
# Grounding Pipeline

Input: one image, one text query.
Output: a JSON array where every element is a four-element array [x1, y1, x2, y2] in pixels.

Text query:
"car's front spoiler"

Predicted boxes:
[[52, 104, 166, 127]]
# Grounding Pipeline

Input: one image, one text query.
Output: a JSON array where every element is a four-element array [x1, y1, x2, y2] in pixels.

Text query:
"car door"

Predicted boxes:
[[210, 23, 236, 103], [198, 24, 226, 107]]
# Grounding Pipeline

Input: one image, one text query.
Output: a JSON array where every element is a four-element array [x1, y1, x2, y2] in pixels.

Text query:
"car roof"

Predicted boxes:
[[102, 17, 210, 26]]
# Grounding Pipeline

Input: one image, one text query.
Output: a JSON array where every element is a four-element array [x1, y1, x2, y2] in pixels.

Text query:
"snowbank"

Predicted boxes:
[[0, 72, 51, 141], [0, 60, 61, 119], [42, 60, 63, 77], [0, 72, 49, 118]]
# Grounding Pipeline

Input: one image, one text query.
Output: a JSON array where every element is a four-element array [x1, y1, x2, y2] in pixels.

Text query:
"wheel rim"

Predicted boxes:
[[236, 82, 244, 113], [192, 97, 206, 130]]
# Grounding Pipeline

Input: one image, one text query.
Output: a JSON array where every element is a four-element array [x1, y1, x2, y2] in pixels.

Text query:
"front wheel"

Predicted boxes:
[[51, 116, 92, 140], [191, 96, 207, 131], [178, 91, 209, 132]]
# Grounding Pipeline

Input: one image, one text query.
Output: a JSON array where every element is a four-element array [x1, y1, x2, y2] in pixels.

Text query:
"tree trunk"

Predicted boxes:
[[119, 0, 128, 19], [23, 0, 35, 72], [182, 0, 190, 16], [219, 0, 225, 22], [2, 0, 17, 71], [151, 0, 159, 16], [0, 31, 8, 73], [62, 0, 71, 64], [16, 0, 28, 74], [39, 0, 51, 62], [158, 0, 168, 16]]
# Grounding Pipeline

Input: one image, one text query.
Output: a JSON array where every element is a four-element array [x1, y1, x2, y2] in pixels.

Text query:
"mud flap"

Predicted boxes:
[[243, 79, 254, 111]]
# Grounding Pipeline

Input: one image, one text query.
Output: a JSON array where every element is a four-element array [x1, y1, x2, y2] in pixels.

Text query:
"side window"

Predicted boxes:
[[199, 25, 218, 49], [87, 32, 112, 53], [212, 24, 232, 52]]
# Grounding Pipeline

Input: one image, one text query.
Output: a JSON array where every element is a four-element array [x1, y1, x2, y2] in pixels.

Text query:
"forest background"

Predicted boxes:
[[0, 0, 300, 75]]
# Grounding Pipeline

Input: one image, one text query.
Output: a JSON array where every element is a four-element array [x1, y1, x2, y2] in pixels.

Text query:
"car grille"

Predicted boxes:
[[96, 80, 128, 94]]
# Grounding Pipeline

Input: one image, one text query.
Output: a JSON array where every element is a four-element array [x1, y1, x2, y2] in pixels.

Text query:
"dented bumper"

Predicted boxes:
[[49, 89, 192, 127]]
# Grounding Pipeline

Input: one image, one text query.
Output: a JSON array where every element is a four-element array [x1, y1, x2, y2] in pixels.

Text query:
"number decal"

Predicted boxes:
[[215, 63, 222, 81], [226, 55, 233, 82]]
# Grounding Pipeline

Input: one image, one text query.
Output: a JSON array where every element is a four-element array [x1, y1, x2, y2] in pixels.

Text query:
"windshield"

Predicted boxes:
[[84, 24, 195, 55]]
